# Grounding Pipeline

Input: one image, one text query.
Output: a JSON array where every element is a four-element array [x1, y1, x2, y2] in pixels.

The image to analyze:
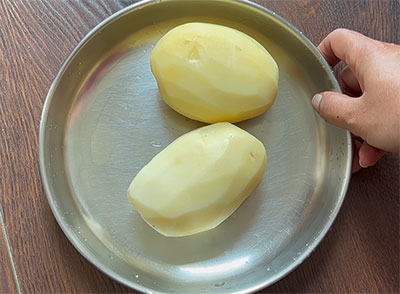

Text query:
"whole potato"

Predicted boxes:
[[150, 22, 279, 123], [128, 123, 267, 237]]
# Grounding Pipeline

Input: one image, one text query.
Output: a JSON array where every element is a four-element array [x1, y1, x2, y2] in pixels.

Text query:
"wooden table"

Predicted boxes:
[[1, 0, 399, 293]]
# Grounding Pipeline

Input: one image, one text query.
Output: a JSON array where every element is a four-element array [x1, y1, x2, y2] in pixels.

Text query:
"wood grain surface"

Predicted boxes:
[[0, 208, 18, 294], [0, 0, 399, 293]]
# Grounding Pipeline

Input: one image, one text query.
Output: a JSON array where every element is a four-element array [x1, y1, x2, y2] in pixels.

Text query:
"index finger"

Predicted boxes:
[[318, 29, 379, 77]]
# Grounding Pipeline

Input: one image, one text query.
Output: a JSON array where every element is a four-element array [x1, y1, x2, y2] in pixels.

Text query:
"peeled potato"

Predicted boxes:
[[150, 22, 279, 123], [128, 123, 267, 237]]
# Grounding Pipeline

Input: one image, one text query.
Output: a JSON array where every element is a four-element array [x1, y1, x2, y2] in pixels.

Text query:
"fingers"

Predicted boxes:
[[318, 29, 379, 77], [312, 91, 386, 169], [358, 142, 386, 168], [352, 137, 385, 173], [339, 66, 362, 96], [352, 138, 362, 173], [312, 91, 362, 133]]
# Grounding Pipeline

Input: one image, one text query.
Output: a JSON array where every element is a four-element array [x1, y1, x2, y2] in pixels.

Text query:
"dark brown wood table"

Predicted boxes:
[[1, 0, 399, 293]]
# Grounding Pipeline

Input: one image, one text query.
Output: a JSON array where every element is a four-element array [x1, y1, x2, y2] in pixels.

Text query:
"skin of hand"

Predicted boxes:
[[312, 29, 400, 173]]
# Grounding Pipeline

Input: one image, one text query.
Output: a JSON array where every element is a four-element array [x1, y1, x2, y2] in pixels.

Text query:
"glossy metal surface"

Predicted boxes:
[[39, 0, 351, 293]]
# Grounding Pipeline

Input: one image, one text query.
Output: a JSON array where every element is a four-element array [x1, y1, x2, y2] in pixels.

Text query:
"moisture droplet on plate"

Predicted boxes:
[[135, 275, 139, 279], [214, 282, 225, 287], [266, 267, 271, 271], [150, 141, 162, 148]]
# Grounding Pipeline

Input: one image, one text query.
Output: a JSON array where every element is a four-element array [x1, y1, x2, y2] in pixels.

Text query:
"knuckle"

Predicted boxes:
[[344, 102, 364, 131], [342, 110, 358, 128], [330, 28, 352, 41], [331, 28, 347, 36]]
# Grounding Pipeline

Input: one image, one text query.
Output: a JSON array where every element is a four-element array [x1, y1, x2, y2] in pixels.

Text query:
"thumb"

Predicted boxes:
[[312, 91, 362, 133]]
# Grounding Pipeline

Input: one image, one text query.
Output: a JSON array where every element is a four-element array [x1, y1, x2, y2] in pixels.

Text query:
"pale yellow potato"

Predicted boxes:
[[150, 22, 279, 123], [128, 123, 267, 237]]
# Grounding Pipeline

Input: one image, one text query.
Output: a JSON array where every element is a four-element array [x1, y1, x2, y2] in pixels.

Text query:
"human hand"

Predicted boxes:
[[312, 29, 400, 173]]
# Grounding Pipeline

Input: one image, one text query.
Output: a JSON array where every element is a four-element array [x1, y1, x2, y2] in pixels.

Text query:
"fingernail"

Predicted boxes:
[[359, 159, 368, 168], [312, 94, 323, 111]]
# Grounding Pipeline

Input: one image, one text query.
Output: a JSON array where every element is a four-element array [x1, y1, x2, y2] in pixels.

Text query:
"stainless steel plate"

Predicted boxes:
[[39, 0, 351, 293]]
